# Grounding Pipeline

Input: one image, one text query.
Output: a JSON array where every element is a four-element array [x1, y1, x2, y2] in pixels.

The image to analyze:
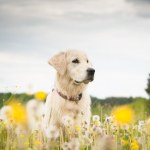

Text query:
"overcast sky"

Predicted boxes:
[[0, 0, 150, 98]]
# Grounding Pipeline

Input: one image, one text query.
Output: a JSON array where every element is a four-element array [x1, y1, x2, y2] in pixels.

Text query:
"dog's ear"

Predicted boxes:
[[48, 52, 66, 75]]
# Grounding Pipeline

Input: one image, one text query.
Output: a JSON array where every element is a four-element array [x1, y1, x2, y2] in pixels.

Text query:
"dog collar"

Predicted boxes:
[[52, 89, 82, 104]]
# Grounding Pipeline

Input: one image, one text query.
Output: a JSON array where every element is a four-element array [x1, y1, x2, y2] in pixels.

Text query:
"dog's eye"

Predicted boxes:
[[87, 59, 89, 63], [72, 59, 79, 64]]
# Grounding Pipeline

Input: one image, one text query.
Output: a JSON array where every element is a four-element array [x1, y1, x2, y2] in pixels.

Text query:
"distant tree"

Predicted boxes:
[[145, 74, 150, 99]]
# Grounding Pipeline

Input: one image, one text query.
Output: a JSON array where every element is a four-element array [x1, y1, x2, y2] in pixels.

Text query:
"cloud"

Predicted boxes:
[[0, 0, 135, 27], [126, 0, 150, 18], [0, 0, 135, 55]]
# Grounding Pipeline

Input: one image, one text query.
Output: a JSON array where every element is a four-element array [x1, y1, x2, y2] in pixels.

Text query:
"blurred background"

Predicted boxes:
[[0, 0, 150, 99]]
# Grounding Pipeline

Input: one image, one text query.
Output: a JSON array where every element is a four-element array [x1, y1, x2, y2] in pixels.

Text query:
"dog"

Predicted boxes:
[[43, 50, 95, 132]]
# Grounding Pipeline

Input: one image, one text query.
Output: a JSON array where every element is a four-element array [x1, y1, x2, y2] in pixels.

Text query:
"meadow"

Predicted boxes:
[[0, 92, 150, 150]]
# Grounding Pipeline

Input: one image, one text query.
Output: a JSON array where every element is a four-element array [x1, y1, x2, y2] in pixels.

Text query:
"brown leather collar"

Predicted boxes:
[[52, 89, 82, 104]]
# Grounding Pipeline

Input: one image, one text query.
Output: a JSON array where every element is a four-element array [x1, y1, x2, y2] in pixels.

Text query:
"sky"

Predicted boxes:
[[0, 0, 150, 98]]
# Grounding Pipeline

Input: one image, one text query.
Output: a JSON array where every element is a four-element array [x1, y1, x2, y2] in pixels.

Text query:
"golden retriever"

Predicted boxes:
[[43, 50, 95, 132]]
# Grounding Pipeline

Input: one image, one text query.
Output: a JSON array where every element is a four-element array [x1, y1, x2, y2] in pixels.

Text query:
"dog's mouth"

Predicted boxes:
[[74, 78, 94, 85]]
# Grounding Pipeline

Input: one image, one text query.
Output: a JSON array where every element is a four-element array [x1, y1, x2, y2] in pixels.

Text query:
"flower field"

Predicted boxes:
[[0, 92, 150, 150]]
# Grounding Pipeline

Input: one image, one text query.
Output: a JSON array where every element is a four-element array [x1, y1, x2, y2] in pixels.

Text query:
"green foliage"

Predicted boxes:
[[0, 93, 34, 108], [91, 96, 133, 106], [91, 96, 150, 119], [0, 93, 150, 119], [130, 97, 150, 121], [145, 74, 150, 99]]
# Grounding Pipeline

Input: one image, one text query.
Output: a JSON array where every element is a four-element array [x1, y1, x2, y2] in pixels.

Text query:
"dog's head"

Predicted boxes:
[[48, 50, 95, 85]]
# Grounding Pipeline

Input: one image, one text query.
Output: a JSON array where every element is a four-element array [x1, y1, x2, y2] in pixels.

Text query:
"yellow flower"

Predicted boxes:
[[34, 91, 47, 101], [121, 139, 129, 146], [94, 120, 101, 126], [111, 105, 134, 125], [75, 125, 81, 132], [34, 140, 41, 145], [8, 101, 27, 125], [131, 140, 139, 150]]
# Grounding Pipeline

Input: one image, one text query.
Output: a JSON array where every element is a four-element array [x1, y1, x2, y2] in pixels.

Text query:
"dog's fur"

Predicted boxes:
[[43, 50, 95, 130]]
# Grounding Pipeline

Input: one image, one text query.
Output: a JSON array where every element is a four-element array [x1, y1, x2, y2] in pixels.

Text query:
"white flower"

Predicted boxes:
[[93, 120, 101, 126], [26, 99, 44, 118], [81, 134, 92, 146], [92, 115, 100, 122], [62, 115, 74, 127], [138, 120, 145, 132], [139, 120, 145, 126], [0, 106, 12, 122], [110, 123, 118, 131], [70, 138, 80, 150], [105, 116, 113, 124], [62, 138, 80, 150], [31, 122, 42, 132], [45, 125, 59, 140], [62, 142, 72, 150], [15, 125, 26, 136], [120, 124, 129, 130], [92, 125, 103, 134]]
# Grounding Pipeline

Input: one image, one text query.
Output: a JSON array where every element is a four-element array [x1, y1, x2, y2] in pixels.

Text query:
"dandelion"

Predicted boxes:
[[120, 124, 129, 130], [62, 115, 74, 127], [34, 91, 47, 101], [45, 125, 59, 140], [93, 120, 101, 126], [110, 123, 118, 131], [92, 115, 100, 122], [138, 120, 145, 132], [92, 126, 103, 134], [131, 139, 139, 150], [92, 115, 101, 127], [62, 138, 80, 150], [105, 116, 113, 124], [8, 101, 27, 125], [81, 134, 92, 146], [62, 142, 72, 150], [111, 105, 135, 125], [0, 106, 12, 122]]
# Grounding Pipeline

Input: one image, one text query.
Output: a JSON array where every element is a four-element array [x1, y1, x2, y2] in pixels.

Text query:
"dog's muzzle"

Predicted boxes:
[[74, 68, 95, 84]]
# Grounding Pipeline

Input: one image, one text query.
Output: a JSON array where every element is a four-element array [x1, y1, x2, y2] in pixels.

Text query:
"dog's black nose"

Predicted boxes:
[[87, 68, 95, 76]]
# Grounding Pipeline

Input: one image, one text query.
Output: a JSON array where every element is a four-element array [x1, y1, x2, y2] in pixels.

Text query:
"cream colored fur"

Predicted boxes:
[[43, 50, 94, 132]]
